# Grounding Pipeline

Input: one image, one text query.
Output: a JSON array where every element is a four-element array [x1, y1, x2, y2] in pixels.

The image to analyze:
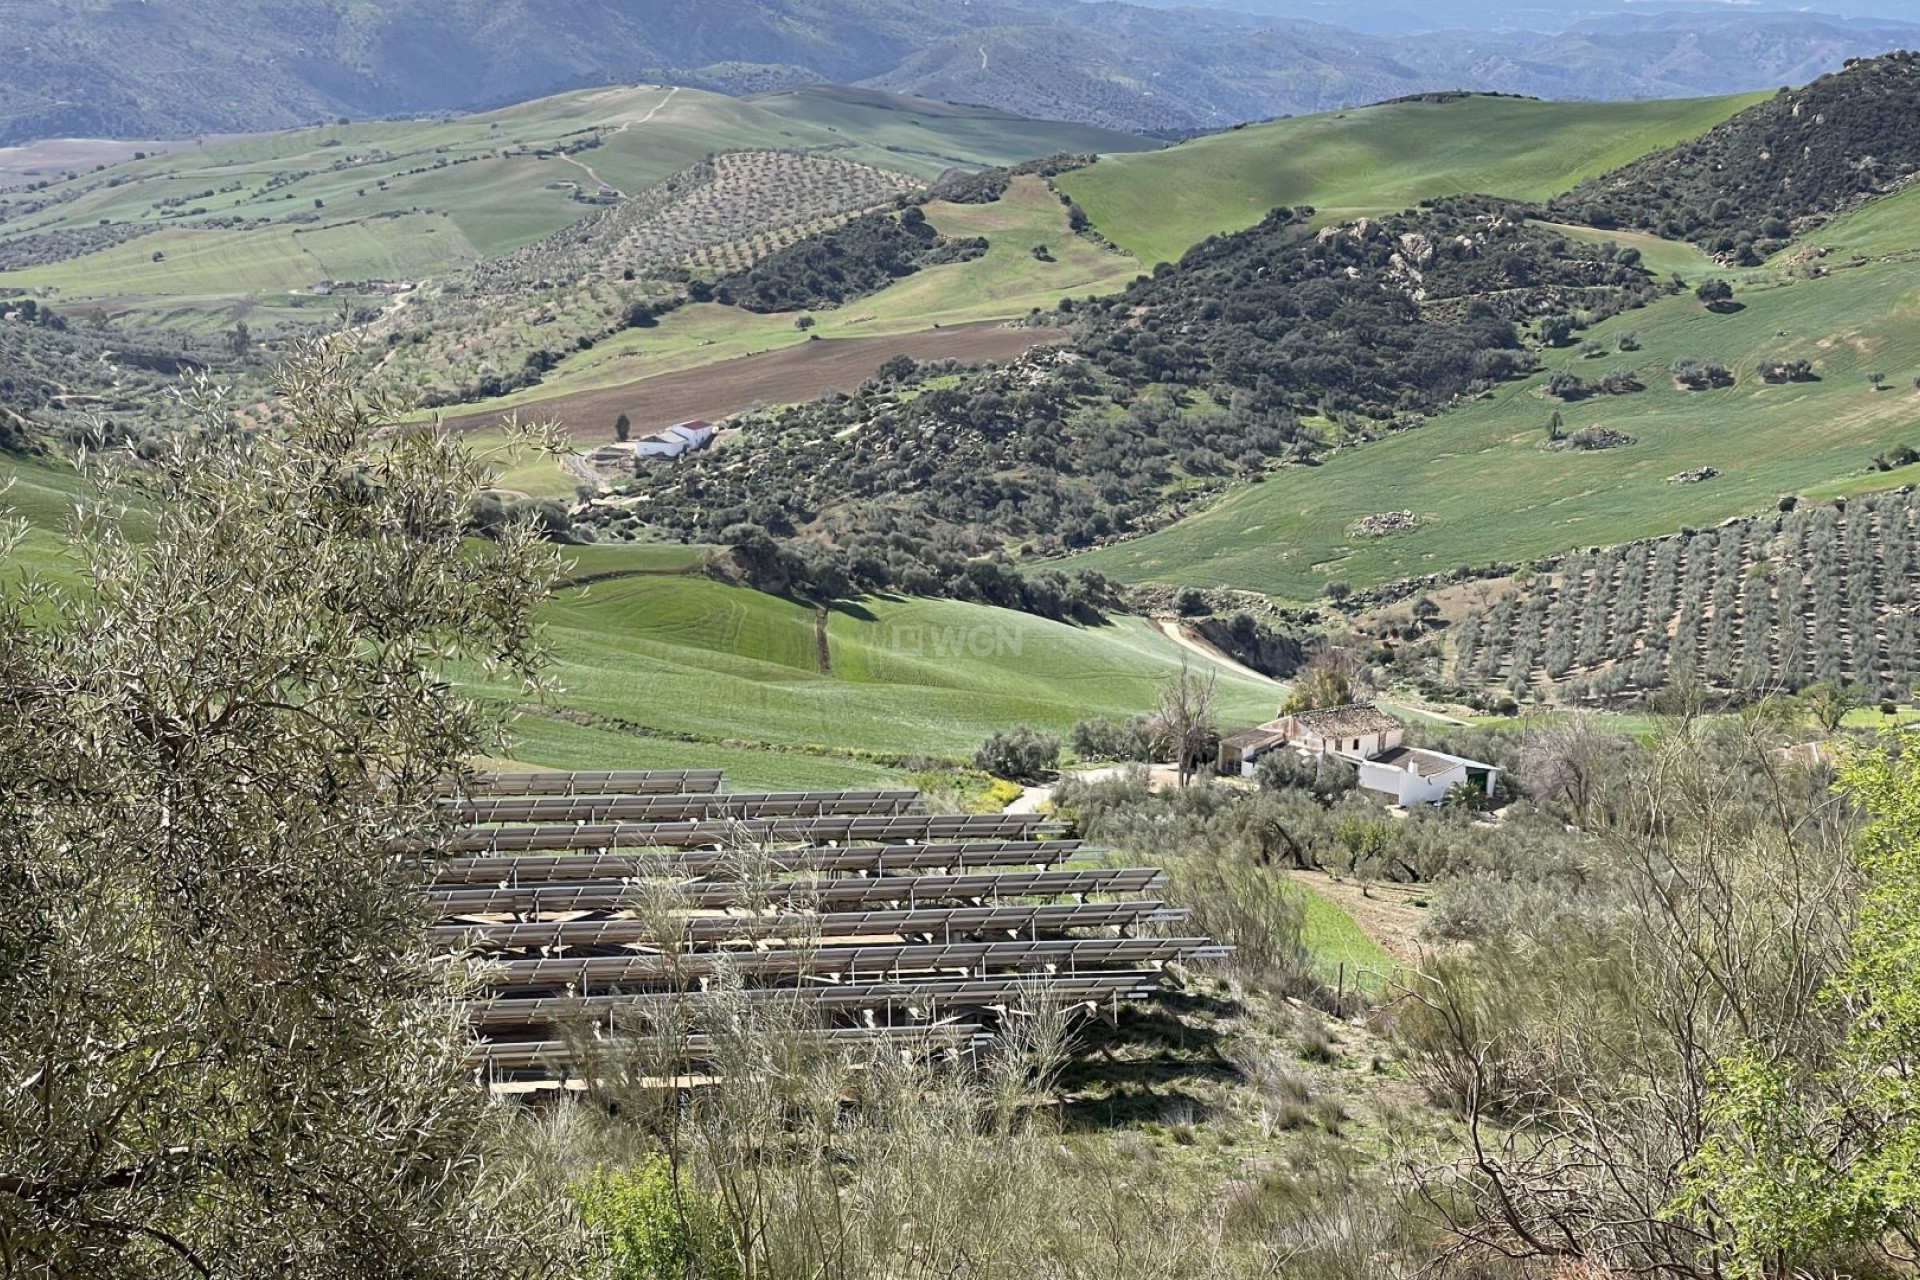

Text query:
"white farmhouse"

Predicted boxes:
[[1218, 701, 1500, 807], [635, 419, 716, 460]]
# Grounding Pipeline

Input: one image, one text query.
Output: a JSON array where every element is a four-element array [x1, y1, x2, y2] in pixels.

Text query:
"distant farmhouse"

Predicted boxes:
[[1218, 702, 1499, 807], [635, 419, 715, 460], [586, 419, 717, 474]]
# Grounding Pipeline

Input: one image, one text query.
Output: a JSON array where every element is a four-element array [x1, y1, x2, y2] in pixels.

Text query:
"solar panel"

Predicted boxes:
[[434, 839, 1086, 885], [470, 1023, 994, 1070], [449, 789, 923, 825], [475, 937, 1222, 991], [469, 971, 1172, 1029], [426, 763, 1227, 1084], [442, 813, 1068, 854], [456, 769, 726, 797], [431, 899, 1186, 950], [427, 867, 1168, 917]]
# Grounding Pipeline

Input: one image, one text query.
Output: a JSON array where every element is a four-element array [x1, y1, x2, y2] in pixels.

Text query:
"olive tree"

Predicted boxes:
[[0, 340, 575, 1276]]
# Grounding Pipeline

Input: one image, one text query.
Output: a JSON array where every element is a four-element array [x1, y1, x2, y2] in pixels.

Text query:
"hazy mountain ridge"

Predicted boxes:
[[1, 0, 1916, 145]]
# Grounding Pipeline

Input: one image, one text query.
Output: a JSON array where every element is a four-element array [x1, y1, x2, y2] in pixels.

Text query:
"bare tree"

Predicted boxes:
[[1517, 713, 1631, 826], [1153, 658, 1218, 787]]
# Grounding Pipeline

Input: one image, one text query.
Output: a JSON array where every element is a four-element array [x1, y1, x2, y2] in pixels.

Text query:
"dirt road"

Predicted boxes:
[[1153, 619, 1283, 687], [442, 322, 1067, 440]]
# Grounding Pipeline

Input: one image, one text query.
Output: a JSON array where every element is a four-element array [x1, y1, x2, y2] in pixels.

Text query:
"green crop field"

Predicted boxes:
[[1294, 887, 1397, 990], [1073, 255, 1920, 602], [747, 85, 1158, 176], [511, 576, 1282, 768], [0, 455, 99, 588], [1, 459, 1274, 786], [1056, 92, 1765, 268]]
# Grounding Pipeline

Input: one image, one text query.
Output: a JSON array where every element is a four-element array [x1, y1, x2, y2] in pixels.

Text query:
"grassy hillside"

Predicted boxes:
[[0, 460, 1272, 788], [1073, 255, 1920, 601], [430, 175, 1136, 423], [1056, 92, 1765, 267], [1788, 182, 1920, 262], [521, 575, 1281, 767], [746, 85, 1159, 173], [0, 85, 1147, 328]]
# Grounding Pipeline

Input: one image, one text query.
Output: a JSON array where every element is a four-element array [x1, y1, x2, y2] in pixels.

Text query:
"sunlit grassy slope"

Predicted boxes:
[[1056, 91, 1766, 267], [1073, 257, 1920, 601], [529, 576, 1280, 763]]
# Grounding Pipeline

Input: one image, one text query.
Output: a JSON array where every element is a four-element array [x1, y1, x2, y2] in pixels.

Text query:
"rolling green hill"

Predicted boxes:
[[1055, 91, 1765, 267], [1072, 254, 1920, 602], [745, 85, 1158, 173], [523, 574, 1280, 764], [1788, 182, 1920, 263], [0, 83, 1149, 330], [2, 453, 1279, 790]]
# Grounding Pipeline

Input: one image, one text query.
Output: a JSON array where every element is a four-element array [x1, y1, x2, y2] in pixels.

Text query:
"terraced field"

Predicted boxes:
[[1073, 256, 1920, 602], [1056, 91, 1766, 267]]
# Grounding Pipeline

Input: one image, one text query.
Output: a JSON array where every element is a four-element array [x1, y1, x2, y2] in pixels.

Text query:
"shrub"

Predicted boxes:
[[1672, 357, 1733, 389], [1547, 370, 1590, 400], [973, 725, 1061, 781], [1695, 279, 1734, 309], [1071, 715, 1155, 762], [577, 1159, 737, 1280], [1758, 358, 1815, 383], [1255, 749, 1358, 802]]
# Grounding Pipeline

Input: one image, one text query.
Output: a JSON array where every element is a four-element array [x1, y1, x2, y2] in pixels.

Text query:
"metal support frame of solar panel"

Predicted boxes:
[[429, 867, 1168, 917], [450, 789, 924, 826], [432, 900, 1190, 950], [458, 769, 726, 797], [448, 813, 1068, 854], [472, 1023, 995, 1071], [434, 839, 1087, 885], [476, 937, 1223, 992], [471, 972, 1173, 1030]]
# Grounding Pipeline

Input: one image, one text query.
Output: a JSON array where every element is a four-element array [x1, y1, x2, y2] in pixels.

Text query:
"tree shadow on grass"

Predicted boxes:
[[1052, 990, 1245, 1132]]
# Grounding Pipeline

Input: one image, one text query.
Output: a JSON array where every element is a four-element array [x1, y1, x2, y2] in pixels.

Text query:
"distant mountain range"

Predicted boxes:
[[1136, 1, 1920, 37], [0, 0, 1914, 144]]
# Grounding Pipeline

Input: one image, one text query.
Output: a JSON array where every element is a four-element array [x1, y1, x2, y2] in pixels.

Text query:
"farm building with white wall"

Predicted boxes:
[[1218, 702, 1500, 806]]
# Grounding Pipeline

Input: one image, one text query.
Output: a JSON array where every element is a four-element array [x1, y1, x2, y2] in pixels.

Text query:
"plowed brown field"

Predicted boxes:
[[441, 321, 1067, 441]]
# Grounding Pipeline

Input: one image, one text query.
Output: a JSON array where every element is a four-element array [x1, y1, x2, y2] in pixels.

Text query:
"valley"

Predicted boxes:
[[10, 10, 1920, 1278]]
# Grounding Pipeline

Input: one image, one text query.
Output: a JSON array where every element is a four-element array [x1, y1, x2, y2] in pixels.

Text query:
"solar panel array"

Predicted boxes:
[[427, 768, 1223, 1084]]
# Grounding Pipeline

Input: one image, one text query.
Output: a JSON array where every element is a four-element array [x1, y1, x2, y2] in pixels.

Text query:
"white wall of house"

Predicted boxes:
[[1298, 726, 1403, 759], [1357, 759, 1467, 806], [665, 423, 715, 447], [636, 437, 687, 458]]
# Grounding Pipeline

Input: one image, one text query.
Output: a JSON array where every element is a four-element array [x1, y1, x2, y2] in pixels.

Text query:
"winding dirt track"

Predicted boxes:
[[441, 322, 1067, 440]]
